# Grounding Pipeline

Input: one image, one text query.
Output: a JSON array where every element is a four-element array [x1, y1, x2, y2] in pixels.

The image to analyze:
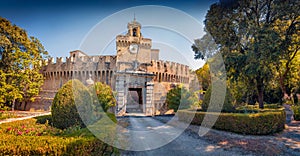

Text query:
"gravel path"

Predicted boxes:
[[119, 115, 300, 156], [120, 116, 253, 156]]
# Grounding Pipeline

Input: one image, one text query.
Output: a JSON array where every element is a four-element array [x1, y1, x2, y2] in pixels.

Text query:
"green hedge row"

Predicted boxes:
[[292, 106, 300, 121], [237, 104, 283, 110], [178, 110, 285, 135], [0, 134, 114, 155], [0, 118, 117, 155]]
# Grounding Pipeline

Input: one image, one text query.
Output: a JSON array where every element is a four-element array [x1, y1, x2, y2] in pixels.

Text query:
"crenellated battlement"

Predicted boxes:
[[147, 60, 190, 84], [149, 60, 189, 76], [44, 55, 117, 64]]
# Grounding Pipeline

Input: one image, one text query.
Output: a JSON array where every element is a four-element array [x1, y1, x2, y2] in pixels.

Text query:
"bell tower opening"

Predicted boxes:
[[133, 28, 137, 37], [126, 16, 142, 38]]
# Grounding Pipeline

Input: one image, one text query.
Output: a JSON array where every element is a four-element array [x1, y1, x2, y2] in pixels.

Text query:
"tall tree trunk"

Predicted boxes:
[[279, 76, 290, 102], [12, 99, 15, 111], [256, 77, 264, 109], [23, 101, 27, 111]]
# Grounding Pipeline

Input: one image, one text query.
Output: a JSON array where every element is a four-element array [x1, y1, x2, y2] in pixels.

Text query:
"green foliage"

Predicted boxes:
[[291, 106, 300, 121], [35, 115, 52, 125], [227, 78, 255, 106], [202, 85, 234, 112], [195, 63, 211, 91], [237, 104, 283, 110], [0, 118, 116, 155], [166, 85, 197, 112], [198, 1, 300, 109], [192, 28, 218, 60], [106, 112, 117, 123], [178, 109, 286, 135], [0, 17, 49, 109], [89, 82, 116, 113], [51, 79, 92, 129], [0, 111, 18, 120]]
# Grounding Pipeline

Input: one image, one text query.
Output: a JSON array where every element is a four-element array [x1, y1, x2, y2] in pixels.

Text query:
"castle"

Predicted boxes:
[[25, 19, 195, 116]]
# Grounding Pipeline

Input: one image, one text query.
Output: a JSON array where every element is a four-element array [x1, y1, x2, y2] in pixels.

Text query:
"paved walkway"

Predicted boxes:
[[0, 111, 51, 124]]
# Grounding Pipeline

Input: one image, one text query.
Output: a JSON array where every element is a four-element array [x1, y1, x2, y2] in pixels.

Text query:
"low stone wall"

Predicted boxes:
[[16, 90, 56, 111]]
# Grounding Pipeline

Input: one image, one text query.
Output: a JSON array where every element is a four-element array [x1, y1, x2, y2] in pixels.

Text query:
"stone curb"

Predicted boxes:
[[0, 112, 51, 124]]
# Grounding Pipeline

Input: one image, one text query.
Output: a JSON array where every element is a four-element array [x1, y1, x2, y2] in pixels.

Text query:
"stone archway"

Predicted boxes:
[[126, 88, 143, 113]]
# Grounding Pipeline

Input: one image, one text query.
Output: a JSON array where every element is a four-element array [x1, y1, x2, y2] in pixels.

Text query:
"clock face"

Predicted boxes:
[[129, 44, 138, 53]]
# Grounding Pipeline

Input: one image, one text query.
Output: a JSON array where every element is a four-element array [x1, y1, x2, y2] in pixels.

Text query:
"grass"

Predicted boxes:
[[0, 111, 20, 120]]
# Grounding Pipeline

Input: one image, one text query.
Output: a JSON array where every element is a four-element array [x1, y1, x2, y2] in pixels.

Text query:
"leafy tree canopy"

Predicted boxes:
[[0, 17, 48, 110], [194, 0, 299, 108], [166, 85, 197, 112]]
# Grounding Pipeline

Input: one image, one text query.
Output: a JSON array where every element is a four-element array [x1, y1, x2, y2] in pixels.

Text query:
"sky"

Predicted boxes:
[[0, 0, 218, 70]]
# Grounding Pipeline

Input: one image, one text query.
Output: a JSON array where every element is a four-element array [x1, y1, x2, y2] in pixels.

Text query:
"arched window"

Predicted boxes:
[[133, 28, 137, 36]]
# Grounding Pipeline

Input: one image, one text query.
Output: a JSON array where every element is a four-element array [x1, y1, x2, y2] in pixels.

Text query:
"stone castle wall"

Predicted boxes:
[[41, 52, 190, 91], [32, 50, 192, 113], [41, 54, 117, 91]]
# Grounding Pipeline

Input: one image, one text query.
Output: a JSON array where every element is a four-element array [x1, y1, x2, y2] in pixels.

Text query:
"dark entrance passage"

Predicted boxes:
[[128, 88, 143, 104], [126, 88, 143, 113]]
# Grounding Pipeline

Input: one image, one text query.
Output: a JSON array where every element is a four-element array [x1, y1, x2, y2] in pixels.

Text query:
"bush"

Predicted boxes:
[[0, 118, 117, 155], [178, 109, 285, 135], [89, 82, 116, 113], [166, 85, 197, 112], [106, 112, 117, 123], [51, 79, 92, 129], [35, 115, 52, 125], [292, 105, 300, 121], [235, 104, 283, 113], [202, 85, 234, 112]]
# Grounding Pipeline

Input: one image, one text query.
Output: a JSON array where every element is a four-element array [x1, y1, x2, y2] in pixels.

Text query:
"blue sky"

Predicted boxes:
[[0, 0, 218, 69]]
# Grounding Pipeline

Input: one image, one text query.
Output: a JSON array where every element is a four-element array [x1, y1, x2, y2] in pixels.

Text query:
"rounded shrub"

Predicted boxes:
[[166, 85, 197, 112], [89, 82, 116, 113], [51, 79, 92, 129], [202, 85, 234, 112]]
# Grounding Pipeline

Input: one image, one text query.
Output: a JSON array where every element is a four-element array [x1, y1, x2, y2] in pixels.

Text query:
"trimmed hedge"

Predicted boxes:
[[35, 115, 52, 124], [238, 104, 283, 110], [51, 79, 92, 129], [0, 118, 117, 155], [178, 110, 285, 135]]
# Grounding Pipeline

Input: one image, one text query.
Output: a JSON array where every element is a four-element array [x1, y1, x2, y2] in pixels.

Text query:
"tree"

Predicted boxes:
[[195, 63, 211, 91], [166, 85, 197, 111], [202, 85, 234, 112], [0, 17, 48, 110], [201, 0, 299, 109], [192, 28, 218, 60], [272, 16, 300, 101]]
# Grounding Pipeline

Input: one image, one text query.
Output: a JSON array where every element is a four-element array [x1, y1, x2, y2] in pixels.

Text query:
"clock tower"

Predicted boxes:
[[116, 18, 152, 71], [115, 18, 156, 116]]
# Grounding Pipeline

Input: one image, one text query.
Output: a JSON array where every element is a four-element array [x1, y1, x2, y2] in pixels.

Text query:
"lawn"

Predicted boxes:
[[0, 111, 20, 120]]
